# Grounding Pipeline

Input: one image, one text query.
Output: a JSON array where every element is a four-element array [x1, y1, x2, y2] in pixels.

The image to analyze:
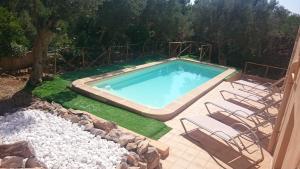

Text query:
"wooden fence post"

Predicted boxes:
[[264, 66, 269, 77], [143, 43, 145, 56], [208, 44, 212, 62], [108, 47, 111, 65], [82, 48, 85, 67], [126, 44, 129, 62], [168, 43, 171, 57], [54, 51, 57, 74]]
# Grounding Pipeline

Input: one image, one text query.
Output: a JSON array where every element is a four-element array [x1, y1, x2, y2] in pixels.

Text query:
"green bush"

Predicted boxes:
[[0, 7, 28, 57]]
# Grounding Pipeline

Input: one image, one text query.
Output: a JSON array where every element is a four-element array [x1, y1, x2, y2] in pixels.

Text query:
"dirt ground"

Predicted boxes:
[[0, 73, 33, 115]]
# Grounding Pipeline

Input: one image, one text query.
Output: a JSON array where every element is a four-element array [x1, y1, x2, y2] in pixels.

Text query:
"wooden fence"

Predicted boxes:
[[243, 62, 287, 80], [0, 52, 33, 71], [0, 42, 167, 73]]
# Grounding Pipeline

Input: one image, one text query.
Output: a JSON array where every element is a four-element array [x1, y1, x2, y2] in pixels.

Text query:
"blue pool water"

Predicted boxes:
[[91, 60, 225, 108]]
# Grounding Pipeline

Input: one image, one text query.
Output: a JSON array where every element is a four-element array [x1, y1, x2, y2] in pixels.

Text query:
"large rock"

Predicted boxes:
[[60, 113, 72, 120], [0, 141, 35, 158], [126, 152, 140, 167], [126, 142, 138, 151], [25, 157, 48, 168], [94, 120, 117, 132], [57, 107, 70, 116], [80, 114, 93, 122], [83, 123, 94, 131], [119, 134, 136, 147], [135, 136, 146, 143], [116, 162, 129, 169], [89, 128, 107, 138], [105, 129, 123, 142], [138, 162, 147, 169], [68, 115, 81, 123], [69, 109, 86, 116], [144, 147, 160, 169], [78, 119, 91, 126], [137, 140, 149, 155], [0, 156, 24, 168]]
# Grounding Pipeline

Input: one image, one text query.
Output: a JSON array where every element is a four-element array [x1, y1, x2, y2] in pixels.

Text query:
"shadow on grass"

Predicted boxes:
[[43, 90, 78, 104], [60, 55, 167, 81]]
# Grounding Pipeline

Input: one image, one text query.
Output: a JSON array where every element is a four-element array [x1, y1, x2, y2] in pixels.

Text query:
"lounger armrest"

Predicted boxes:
[[220, 90, 258, 99]]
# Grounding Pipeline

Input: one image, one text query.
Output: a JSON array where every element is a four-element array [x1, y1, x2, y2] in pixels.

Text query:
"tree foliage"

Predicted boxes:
[[191, 0, 300, 67], [0, 7, 28, 57], [0, 0, 299, 82]]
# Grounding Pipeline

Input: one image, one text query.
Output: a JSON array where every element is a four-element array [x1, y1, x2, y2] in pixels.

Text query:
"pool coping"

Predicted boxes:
[[71, 58, 236, 121]]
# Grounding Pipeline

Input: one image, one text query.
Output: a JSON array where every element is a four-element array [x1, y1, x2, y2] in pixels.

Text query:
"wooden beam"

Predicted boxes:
[[268, 27, 300, 154]]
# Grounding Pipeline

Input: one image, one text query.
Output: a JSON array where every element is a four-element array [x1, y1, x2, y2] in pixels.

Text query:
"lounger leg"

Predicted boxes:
[[231, 123, 264, 163], [180, 118, 191, 138]]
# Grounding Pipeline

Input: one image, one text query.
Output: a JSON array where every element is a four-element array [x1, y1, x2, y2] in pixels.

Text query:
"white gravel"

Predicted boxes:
[[0, 109, 128, 169]]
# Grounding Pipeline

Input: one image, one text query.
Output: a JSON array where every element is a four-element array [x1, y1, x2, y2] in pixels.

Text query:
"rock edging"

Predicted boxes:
[[28, 100, 163, 169], [0, 141, 47, 168]]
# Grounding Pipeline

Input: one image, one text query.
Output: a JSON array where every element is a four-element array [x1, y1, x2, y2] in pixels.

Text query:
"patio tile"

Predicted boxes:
[[159, 81, 277, 169]]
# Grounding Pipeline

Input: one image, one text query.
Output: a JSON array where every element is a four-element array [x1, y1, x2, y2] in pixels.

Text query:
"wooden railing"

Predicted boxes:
[[243, 61, 287, 79], [168, 41, 212, 61]]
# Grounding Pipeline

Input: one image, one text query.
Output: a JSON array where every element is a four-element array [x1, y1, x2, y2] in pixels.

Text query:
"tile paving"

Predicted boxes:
[[159, 81, 279, 169]]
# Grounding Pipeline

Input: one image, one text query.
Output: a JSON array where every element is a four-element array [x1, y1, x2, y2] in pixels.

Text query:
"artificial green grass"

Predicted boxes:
[[31, 56, 171, 140]]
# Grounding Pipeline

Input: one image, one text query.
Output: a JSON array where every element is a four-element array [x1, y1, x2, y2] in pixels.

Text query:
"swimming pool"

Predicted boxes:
[[72, 58, 236, 121], [92, 60, 225, 108]]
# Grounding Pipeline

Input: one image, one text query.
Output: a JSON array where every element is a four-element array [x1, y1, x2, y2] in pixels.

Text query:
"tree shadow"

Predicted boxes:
[[60, 55, 167, 81], [182, 129, 262, 169], [42, 90, 78, 105], [0, 90, 34, 116], [0, 109, 38, 136]]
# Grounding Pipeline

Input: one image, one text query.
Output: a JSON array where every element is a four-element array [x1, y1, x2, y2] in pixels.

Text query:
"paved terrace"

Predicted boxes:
[[159, 81, 280, 169]]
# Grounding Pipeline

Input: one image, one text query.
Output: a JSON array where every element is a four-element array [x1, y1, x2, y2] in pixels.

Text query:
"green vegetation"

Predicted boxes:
[[1, 0, 299, 138], [0, 7, 28, 57], [31, 56, 171, 140], [1, 0, 299, 84]]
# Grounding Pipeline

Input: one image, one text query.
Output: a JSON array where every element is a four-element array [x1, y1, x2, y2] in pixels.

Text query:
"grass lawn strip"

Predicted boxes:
[[32, 56, 171, 140]]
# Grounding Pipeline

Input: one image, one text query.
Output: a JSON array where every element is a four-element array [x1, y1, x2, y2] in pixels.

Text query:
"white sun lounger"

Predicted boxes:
[[231, 77, 284, 92], [180, 115, 264, 163], [204, 98, 281, 127], [219, 89, 275, 104]]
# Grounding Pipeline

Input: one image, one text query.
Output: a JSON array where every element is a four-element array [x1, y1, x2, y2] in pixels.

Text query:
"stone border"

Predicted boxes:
[[0, 141, 47, 168], [28, 101, 169, 169], [71, 58, 236, 121]]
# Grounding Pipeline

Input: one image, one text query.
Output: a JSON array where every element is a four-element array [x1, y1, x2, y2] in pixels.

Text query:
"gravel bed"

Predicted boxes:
[[0, 109, 128, 169]]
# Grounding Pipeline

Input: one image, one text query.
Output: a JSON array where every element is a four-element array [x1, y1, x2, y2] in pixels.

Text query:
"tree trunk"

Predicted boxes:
[[29, 29, 54, 85]]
